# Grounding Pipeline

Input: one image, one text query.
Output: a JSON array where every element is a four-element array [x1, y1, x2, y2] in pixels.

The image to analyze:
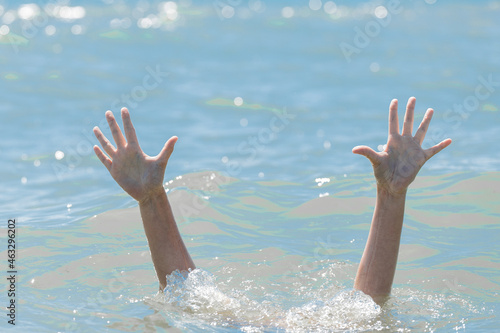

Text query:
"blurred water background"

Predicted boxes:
[[0, 0, 499, 331]]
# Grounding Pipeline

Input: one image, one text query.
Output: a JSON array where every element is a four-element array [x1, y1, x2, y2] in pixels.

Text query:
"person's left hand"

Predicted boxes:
[[93, 108, 177, 203]]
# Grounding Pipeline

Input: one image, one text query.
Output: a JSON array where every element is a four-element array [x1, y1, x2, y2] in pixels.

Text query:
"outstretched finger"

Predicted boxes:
[[414, 108, 434, 145], [106, 110, 126, 148], [93, 145, 112, 171], [157, 136, 178, 167], [402, 97, 416, 136], [121, 108, 139, 146], [424, 138, 452, 160], [352, 145, 381, 167], [93, 126, 116, 156], [388, 99, 399, 136]]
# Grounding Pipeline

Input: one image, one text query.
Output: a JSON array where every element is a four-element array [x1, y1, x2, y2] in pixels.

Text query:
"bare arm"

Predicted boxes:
[[352, 97, 451, 300], [93, 108, 195, 290]]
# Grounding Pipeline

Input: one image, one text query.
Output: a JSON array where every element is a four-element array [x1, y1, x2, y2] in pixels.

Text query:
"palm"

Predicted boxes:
[[93, 108, 177, 202], [108, 150, 165, 201], [353, 97, 451, 195], [374, 134, 427, 194]]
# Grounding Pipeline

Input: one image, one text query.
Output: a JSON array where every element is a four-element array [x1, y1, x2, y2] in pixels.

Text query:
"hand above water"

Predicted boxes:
[[353, 97, 452, 299], [93, 108, 177, 203], [352, 97, 452, 195]]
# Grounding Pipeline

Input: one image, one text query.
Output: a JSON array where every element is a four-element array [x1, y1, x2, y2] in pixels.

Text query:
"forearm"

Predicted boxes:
[[139, 189, 195, 290], [354, 186, 406, 299]]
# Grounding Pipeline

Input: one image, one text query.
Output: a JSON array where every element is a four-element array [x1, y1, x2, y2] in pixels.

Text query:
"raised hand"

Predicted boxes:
[[352, 97, 452, 195], [93, 108, 177, 202], [94, 109, 194, 288], [352, 97, 452, 299]]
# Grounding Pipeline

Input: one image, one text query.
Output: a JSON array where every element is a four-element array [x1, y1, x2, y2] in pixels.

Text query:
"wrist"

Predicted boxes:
[[138, 186, 167, 205], [376, 184, 407, 200]]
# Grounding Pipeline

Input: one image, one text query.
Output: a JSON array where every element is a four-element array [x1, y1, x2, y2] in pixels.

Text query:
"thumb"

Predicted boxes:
[[352, 145, 380, 166], [157, 136, 178, 166]]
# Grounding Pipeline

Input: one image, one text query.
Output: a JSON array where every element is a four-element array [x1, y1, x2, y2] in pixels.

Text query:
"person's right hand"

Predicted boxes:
[[93, 108, 177, 203], [352, 97, 452, 195]]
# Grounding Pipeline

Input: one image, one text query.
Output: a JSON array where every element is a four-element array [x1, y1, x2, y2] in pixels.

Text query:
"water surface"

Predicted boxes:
[[1, 0, 499, 331]]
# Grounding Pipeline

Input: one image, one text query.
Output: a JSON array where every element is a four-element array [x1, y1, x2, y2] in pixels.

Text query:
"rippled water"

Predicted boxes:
[[4, 170, 498, 332], [1, 0, 499, 332]]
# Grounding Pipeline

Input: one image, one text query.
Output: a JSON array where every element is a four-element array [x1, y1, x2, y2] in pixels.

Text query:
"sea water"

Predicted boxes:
[[0, 0, 499, 332]]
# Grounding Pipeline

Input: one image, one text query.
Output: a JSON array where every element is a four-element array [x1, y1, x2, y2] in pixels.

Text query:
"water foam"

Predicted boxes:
[[161, 268, 382, 332]]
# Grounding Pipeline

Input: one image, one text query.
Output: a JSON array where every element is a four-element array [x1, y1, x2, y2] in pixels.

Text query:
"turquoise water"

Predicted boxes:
[[1, 0, 499, 331]]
